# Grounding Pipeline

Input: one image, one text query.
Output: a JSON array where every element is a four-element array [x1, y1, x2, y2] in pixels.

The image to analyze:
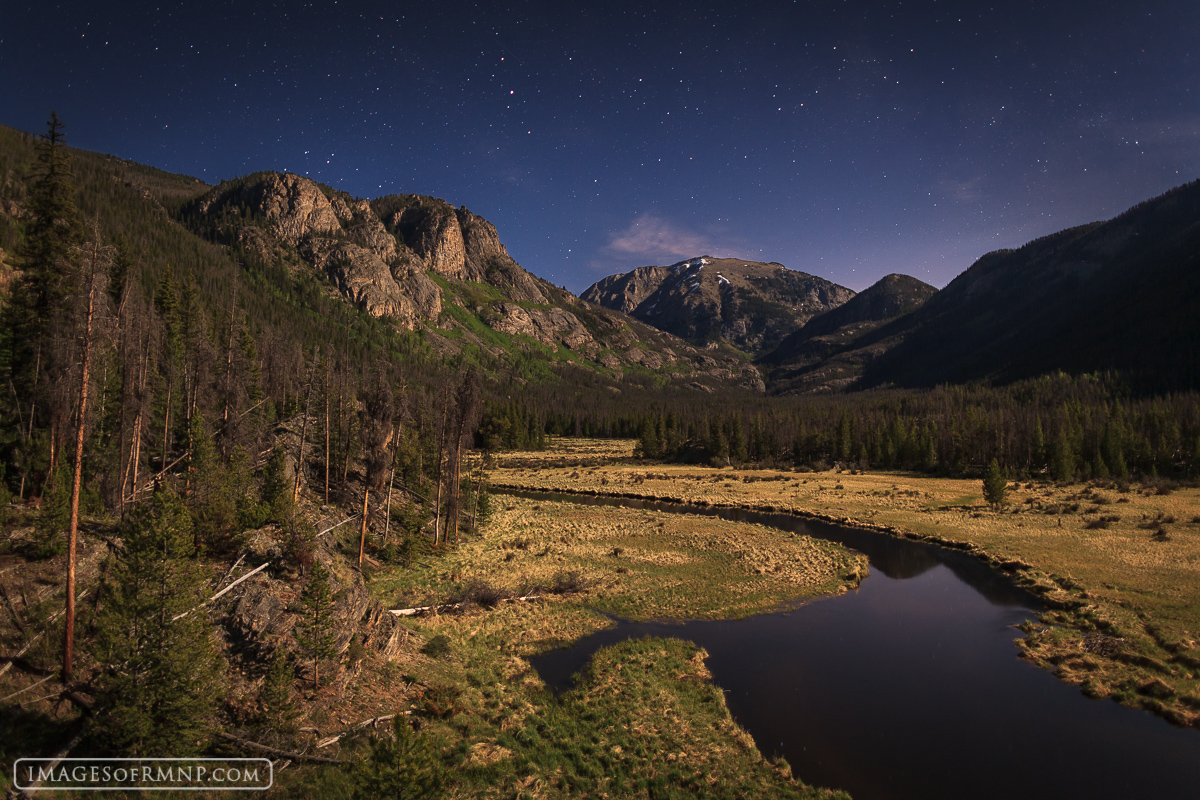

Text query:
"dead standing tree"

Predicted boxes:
[[446, 370, 482, 544], [64, 222, 111, 681], [357, 371, 393, 569]]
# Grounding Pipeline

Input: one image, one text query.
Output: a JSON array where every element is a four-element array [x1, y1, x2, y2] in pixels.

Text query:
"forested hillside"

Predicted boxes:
[[858, 180, 1200, 393]]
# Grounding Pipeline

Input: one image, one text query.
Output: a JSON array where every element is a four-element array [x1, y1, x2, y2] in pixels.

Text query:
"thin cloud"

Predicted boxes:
[[590, 214, 726, 274], [937, 176, 987, 204]]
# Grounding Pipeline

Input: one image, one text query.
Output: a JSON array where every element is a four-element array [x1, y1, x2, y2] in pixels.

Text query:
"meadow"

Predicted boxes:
[[487, 438, 1200, 729]]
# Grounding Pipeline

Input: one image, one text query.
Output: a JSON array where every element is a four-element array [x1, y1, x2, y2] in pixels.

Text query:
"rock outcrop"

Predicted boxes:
[[184, 173, 760, 386]]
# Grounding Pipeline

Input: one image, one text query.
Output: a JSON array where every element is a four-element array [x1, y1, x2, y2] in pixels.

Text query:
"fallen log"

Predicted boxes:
[[0, 589, 90, 679], [171, 562, 269, 621], [389, 594, 542, 617], [315, 714, 399, 748], [0, 674, 53, 703], [215, 731, 343, 765]]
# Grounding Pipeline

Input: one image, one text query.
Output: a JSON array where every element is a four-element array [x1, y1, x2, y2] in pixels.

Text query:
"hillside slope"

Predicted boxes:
[[860, 180, 1200, 391], [182, 173, 764, 390], [0, 125, 763, 394], [759, 273, 937, 393]]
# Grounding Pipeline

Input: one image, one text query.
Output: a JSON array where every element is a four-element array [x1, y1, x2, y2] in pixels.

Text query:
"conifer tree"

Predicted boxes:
[[257, 647, 299, 732], [350, 716, 447, 800], [297, 562, 337, 688], [260, 445, 291, 521], [358, 372, 394, 567], [1050, 427, 1075, 483], [187, 414, 242, 554], [4, 113, 82, 404], [982, 459, 1007, 510], [95, 486, 223, 756]]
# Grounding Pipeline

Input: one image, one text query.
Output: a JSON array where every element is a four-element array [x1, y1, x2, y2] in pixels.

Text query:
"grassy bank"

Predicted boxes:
[[488, 438, 1200, 730], [343, 494, 864, 798]]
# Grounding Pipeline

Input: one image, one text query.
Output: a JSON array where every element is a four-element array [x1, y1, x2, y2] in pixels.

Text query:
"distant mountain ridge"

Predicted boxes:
[[3, 121, 1196, 397], [581, 256, 855, 355], [759, 273, 937, 393]]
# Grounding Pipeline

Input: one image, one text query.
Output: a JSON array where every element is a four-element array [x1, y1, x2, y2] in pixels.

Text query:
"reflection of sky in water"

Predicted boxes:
[[518, 492, 1200, 800]]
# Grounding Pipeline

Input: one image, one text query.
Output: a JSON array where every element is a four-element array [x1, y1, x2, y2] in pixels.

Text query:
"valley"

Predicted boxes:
[[1, 119, 1199, 799]]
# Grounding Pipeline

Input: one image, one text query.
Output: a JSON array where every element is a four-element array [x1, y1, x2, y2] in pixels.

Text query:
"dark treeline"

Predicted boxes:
[[483, 372, 1200, 482]]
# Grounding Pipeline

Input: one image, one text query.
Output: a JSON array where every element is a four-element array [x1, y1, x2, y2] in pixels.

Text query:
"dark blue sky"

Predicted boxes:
[[4, 1, 1198, 292]]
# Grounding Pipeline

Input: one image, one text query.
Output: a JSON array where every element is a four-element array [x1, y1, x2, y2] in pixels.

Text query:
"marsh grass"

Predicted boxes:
[[343, 476, 866, 799]]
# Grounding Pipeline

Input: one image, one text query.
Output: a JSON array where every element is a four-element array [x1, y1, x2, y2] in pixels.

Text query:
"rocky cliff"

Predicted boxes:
[[186, 173, 763, 390], [582, 257, 855, 355]]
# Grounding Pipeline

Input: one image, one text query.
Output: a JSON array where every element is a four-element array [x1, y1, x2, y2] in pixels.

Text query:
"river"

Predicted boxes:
[[503, 490, 1200, 800]]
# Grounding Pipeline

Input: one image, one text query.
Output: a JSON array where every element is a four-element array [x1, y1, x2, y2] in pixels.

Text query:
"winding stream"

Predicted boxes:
[[502, 489, 1200, 800]]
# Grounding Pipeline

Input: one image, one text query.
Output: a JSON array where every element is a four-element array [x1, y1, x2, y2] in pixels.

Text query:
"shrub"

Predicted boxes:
[[549, 570, 587, 594], [447, 578, 510, 608]]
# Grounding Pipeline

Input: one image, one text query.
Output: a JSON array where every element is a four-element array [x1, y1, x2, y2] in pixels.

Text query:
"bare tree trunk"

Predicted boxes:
[[48, 419, 58, 486], [382, 435, 399, 546], [462, 460, 472, 537], [357, 487, 370, 570], [451, 436, 463, 543], [128, 406, 143, 505], [222, 286, 236, 427], [128, 357, 146, 505], [339, 386, 351, 487], [293, 347, 318, 504], [64, 235, 100, 682], [161, 382, 171, 473], [433, 399, 448, 545], [471, 459, 484, 531], [323, 367, 331, 505]]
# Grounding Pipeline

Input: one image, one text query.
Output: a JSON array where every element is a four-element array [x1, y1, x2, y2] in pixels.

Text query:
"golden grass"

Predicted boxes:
[[488, 438, 1200, 728], [373, 495, 865, 656]]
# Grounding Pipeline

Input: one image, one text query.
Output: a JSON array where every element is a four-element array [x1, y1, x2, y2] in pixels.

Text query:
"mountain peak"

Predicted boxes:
[[582, 257, 854, 354]]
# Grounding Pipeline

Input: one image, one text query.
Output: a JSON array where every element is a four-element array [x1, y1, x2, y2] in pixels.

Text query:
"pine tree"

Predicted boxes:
[[32, 466, 70, 558], [257, 647, 299, 732], [4, 113, 83, 398], [982, 459, 1007, 510], [297, 562, 337, 688], [349, 716, 447, 800], [95, 486, 223, 756], [2, 113, 83, 508], [1050, 427, 1075, 483], [187, 414, 242, 554], [260, 445, 292, 522], [358, 372, 394, 567]]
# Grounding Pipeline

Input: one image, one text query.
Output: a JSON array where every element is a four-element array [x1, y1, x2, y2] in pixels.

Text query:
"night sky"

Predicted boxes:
[[3, 1, 1198, 292]]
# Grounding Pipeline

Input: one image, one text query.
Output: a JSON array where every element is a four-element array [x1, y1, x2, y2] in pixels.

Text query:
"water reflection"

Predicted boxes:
[[503, 489, 1200, 800]]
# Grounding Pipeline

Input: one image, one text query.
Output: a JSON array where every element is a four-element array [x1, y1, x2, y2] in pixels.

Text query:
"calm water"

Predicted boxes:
[[505, 490, 1200, 800]]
